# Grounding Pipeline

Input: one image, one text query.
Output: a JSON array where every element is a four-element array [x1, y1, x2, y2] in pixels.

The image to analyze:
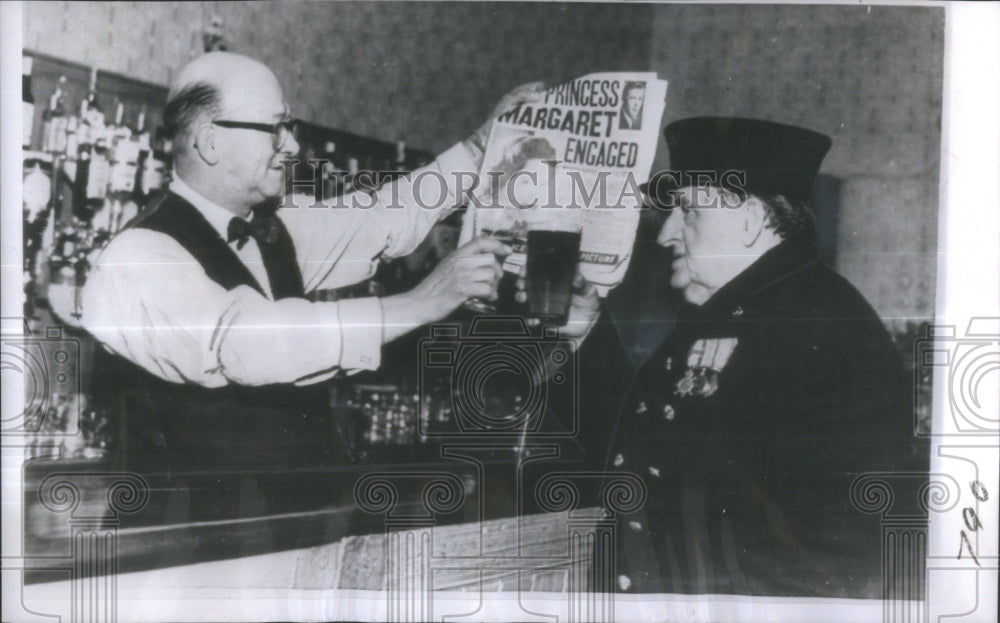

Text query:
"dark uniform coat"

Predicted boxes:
[[606, 232, 925, 597]]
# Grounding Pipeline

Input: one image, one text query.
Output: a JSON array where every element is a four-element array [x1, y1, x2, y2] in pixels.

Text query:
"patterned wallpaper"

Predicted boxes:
[[23, 2, 942, 319], [23, 1, 655, 152]]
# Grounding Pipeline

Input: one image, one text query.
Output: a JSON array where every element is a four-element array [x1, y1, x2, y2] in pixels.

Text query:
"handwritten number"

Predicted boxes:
[[962, 507, 982, 532], [957, 482, 988, 565], [970, 480, 988, 502], [957, 531, 981, 566]]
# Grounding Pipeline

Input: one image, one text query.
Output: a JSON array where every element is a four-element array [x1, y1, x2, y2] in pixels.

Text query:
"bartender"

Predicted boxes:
[[80, 51, 542, 518]]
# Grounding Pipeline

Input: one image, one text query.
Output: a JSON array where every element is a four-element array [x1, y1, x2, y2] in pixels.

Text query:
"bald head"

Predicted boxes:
[[169, 52, 281, 103], [165, 53, 286, 157], [164, 52, 295, 214]]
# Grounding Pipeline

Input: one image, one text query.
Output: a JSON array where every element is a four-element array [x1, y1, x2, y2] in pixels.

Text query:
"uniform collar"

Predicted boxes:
[[686, 232, 821, 321], [169, 175, 250, 243]]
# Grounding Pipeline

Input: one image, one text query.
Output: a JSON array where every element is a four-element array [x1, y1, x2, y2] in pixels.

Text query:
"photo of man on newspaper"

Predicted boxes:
[[619, 81, 646, 130]]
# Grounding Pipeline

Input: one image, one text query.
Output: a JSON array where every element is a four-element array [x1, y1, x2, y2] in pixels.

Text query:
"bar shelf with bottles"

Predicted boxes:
[[22, 53, 174, 463], [23, 56, 171, 329]]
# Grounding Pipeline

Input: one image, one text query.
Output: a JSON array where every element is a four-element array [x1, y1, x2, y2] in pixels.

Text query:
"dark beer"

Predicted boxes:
[[526, 228, 581, 325]]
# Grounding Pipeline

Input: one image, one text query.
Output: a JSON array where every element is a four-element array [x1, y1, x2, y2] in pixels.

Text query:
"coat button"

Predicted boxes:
[[618, 574, 632, 591], [664, 357, 673, 371], [647, 466, 661, 478], [635, 401, 648, 415], [613, 453, 624, 467], [732, 306, 744, 317], [629, 520, 643, 531], [662, 404, 675, 420]]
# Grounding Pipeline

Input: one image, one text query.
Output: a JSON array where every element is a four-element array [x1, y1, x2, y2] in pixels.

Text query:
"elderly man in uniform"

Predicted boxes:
[[81, 52, 541, 520], [606, 117, 925, 596]]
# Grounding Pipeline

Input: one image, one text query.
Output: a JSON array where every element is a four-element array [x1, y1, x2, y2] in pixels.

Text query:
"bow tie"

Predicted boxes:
[[227, 210, 279, 250]]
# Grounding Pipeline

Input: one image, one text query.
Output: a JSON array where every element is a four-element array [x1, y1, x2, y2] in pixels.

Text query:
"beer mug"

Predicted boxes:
[[525, 219, 582, 326], [464, 204, 518, 314]]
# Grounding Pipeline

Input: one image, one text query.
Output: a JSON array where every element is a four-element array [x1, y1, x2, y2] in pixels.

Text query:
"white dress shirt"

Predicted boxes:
[[81, 143, 476, 388]]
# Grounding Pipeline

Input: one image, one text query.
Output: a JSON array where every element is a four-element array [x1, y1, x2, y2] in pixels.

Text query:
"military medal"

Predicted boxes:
[[675, 338, 738, 398]]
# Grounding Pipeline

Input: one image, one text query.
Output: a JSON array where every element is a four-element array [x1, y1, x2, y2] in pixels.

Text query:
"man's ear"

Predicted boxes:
[[741, 196, 768, 247], [192, 123, 221, 166]]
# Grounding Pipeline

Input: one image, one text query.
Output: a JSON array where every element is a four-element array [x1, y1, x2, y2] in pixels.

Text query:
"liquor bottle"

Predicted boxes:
[[132, 108, 151, 199], [108, 101, 139, 194], [84, 67, 105, 132], [110, 100, 132, 146], [82, 72, 110, 207], [87, 136, 111, 205], [64, 115, 77, 157], [75, 99, 90, 150], [72, 103, 92, 221], [39, 86, 54, 152], [23, 56, 35, 148], [41, 76, 68, 153], [40, 155, 63, 257]]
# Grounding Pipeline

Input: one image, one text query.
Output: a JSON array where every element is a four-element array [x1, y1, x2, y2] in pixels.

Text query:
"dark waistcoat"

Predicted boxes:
[[94, 192, 332, 479]]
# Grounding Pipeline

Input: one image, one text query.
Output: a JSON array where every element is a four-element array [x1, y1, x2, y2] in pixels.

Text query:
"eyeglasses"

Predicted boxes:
[[212, 118, 300, 150]]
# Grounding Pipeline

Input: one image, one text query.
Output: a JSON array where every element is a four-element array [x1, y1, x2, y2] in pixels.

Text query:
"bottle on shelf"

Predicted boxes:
[[84, 67, 105, 132], [87, 135, 111, 207], [41, 76, 68, 154], [130, 108, 149, 196], [110, 99, 133, 146], [109, 101, 140, 196], [65, 115, 79, 157], [71, 101, 93, 222], [81, 70, 110, 211], [23, 56, 35, 149]]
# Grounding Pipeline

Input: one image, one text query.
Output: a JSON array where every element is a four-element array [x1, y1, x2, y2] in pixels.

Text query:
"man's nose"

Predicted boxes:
[[657, 209, 682, 247], [283, 133, 301, 158]]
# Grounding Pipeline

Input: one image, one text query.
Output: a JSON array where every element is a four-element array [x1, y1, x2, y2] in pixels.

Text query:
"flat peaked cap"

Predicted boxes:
[[646, 117, 832, 207]]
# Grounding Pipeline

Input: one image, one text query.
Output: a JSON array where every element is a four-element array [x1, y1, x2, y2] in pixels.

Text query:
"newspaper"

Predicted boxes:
[[460, 72, 667, 296]]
